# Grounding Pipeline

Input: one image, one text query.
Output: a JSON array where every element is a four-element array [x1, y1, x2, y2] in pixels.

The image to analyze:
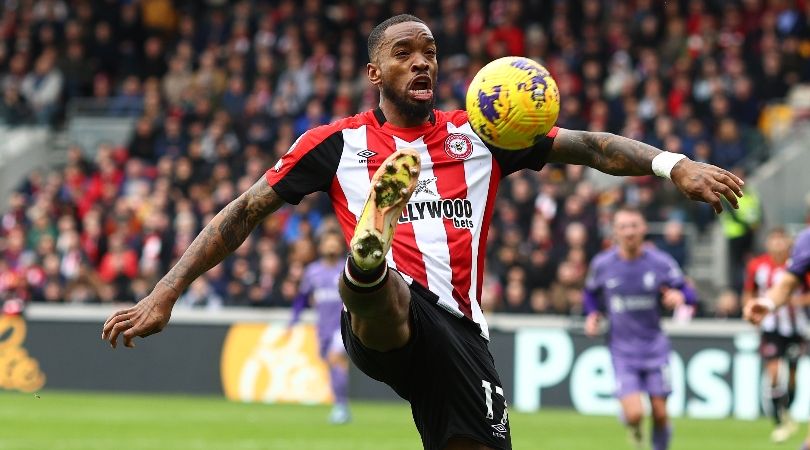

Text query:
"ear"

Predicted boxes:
[[367, 62, 382, 87]]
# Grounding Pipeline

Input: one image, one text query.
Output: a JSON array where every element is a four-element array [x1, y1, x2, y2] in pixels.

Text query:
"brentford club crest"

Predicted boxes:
[[444, 133, 473, 160]]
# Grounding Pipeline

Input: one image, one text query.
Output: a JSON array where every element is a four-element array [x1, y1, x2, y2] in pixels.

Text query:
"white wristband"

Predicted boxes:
[[651, 152, 687, 179], [758, 297, 776, 313]]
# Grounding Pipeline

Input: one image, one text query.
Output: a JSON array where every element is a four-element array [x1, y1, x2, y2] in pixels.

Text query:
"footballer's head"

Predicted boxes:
[[613, 205, 647, 256], [765, 226, 791, 261], [318, 229, 345, 261], [367, 15, 437, 124]]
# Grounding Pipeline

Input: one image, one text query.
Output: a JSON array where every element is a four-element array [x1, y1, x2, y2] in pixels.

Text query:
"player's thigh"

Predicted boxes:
[[764, 357, 781, 383], [340, 269, 412, 352]]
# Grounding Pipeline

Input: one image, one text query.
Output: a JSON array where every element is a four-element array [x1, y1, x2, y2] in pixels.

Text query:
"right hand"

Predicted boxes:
[[584, 313, 601, 337], [743, 298, 774, 326], [101, 291, 174, 349], [670, 159, 744, 214]]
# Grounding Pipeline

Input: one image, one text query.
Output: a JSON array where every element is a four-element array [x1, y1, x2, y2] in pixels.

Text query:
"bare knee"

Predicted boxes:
[[443, 437, 495, 450], [624, 409, 643, 427], [621, 395, 644, 426]]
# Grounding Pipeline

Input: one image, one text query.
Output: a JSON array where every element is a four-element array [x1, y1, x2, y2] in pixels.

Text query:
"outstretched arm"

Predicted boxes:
[[548, 128, 744, 213], [102, 177, 286, 348], [744, 271, 802, 325]]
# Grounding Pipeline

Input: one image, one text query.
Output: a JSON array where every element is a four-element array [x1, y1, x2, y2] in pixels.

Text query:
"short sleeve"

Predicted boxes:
[[584, 257, 601, 295], [787, 229, 810, 284], [265, 126, 343, 204], [488, 126, 558, 177], [659, 251, 686, 288]]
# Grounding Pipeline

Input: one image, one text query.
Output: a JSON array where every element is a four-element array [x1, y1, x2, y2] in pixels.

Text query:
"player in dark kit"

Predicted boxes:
[[584, 206, 696, 450], [103, 14, 744, 450], [742, 227, 803, 442], [746, 227, 810, 450]]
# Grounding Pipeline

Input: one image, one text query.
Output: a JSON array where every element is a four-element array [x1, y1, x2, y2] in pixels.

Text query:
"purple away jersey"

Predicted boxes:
[[298, 259, 345, 354], [788, 228, 810, 286], [584, 246, 690, 368]]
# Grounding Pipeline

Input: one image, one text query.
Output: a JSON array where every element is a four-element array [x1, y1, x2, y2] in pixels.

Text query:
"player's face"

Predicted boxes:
[[766, 232, 791, 258], [319, 234, 344, 260], [372, 22, 438, 122], [613, 211, 647, 253]]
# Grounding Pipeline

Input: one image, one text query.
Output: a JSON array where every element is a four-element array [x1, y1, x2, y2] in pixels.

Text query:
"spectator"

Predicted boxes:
[[720, 167, 761, 294], [0, 85, 32, 125], [20, 50, 63, 124], [0, 1, 804, 315], [109, 75, 144, 117], [59, 41, 96, 98], [162, 56, 193, 107], [656, 220, 689, 270]]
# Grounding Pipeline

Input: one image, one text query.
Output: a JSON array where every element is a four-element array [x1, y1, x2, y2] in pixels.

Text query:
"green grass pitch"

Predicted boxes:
[[0, 390, 799, 449]]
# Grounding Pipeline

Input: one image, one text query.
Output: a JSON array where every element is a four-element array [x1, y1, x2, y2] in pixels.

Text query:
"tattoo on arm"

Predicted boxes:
[[159, 178, 285, 297], [547, 129, 661, 176]]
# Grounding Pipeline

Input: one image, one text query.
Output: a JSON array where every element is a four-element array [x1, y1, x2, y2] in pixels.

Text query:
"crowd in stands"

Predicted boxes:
[[1, 0, 808, 316]]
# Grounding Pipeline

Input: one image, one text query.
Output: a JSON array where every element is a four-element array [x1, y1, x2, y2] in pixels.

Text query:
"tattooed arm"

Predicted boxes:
[[102, 177, 285, 348], [548, 128, 744, 213]]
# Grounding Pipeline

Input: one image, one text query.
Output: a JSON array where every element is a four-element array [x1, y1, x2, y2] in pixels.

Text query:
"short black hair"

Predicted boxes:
[[367, 14, 426, 62]]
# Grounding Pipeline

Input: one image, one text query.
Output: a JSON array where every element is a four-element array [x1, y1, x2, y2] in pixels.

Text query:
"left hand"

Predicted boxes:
[[670, 159, 744, 214], [661, 287, 685, 310], [744, 298, 775, 326]]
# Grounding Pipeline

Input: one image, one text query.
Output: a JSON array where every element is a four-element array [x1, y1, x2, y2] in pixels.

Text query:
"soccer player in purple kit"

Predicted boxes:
[[583, 206, 697, 450], [287, 230, 351, 424], [746, 226, 810, 450]]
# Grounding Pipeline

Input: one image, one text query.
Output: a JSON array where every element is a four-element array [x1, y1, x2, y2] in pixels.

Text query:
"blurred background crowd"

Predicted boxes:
[[1, 0, 808, 316]]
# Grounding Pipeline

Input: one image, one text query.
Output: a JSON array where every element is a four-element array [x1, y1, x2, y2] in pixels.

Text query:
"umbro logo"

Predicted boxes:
[[491, 424, 508, 434], [357, 148, 377, 163]]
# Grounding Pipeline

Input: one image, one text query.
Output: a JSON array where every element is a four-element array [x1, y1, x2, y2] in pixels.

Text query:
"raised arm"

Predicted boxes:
[[548, 128, 744, 213], [102, 177, 286, 348]]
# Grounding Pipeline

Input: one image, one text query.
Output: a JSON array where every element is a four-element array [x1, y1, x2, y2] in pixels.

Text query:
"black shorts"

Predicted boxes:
[[341, 280, 511, 450], [760, 332, 806, 362]]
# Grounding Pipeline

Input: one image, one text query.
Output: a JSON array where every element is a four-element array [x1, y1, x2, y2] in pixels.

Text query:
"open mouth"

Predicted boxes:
[[408, 75, 433, 101]]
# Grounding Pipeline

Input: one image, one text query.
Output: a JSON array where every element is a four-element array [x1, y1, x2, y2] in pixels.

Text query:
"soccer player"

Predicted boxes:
[[743, 227, 803, 442], [287, 230, 351, 424], [103, 15, 744, 450], [583, 206, 696, 450], [746, 226, 810, 450]]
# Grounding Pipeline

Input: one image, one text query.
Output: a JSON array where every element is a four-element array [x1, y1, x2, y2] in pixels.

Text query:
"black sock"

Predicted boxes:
[[771, 391, 786, 425], [788, 386, 796, 409], [343, 256, 388, 293]]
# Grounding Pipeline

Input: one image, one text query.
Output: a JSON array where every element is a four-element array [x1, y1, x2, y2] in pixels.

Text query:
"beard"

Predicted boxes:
[[381, 80, 435, 123]]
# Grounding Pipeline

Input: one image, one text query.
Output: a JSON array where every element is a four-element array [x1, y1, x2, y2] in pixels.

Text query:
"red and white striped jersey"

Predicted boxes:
[[265, 108, 557, 339], [745, 254, 807, 336]]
